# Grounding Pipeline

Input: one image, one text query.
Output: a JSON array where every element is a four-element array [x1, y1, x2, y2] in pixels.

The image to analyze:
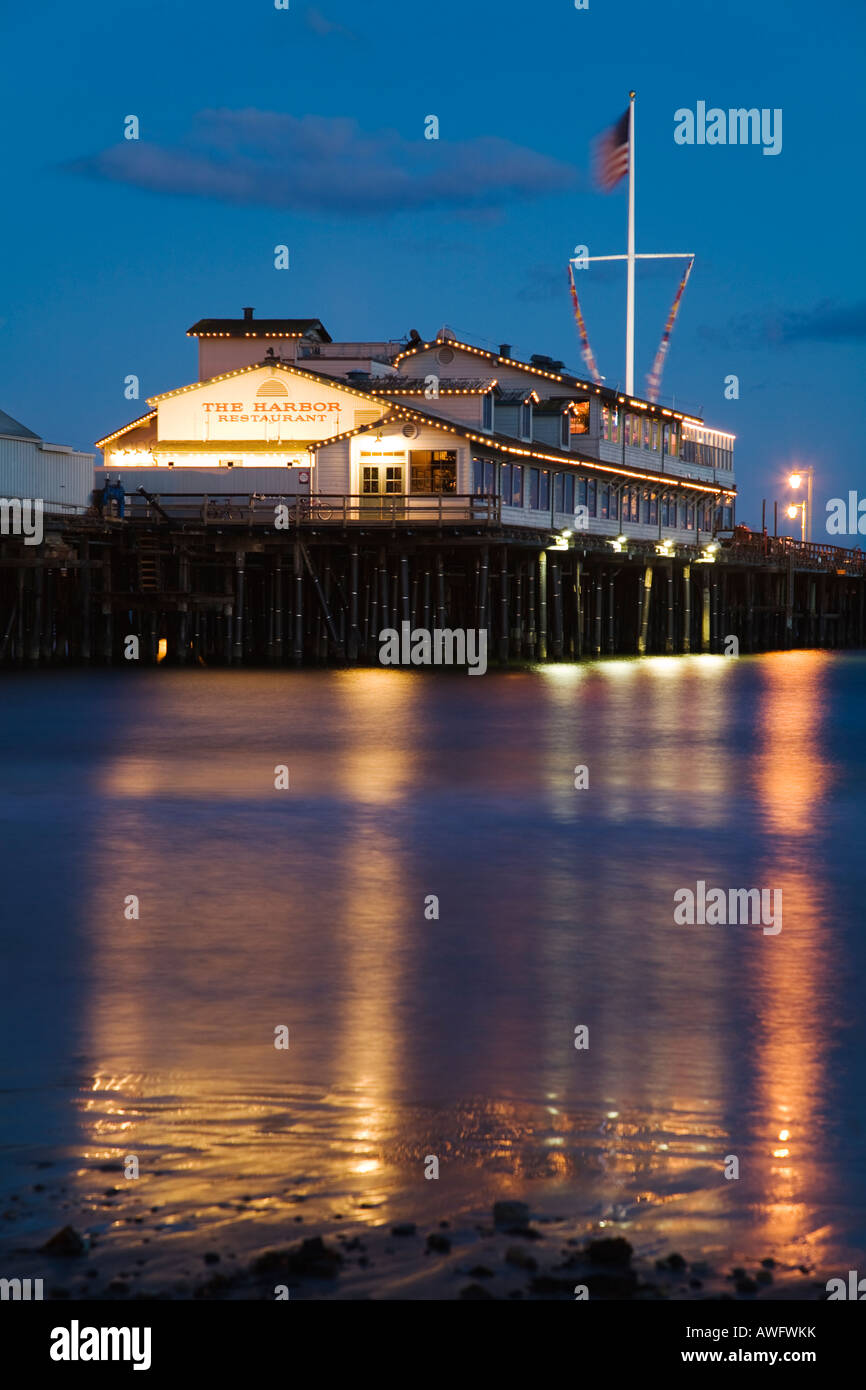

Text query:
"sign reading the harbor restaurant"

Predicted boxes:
[[155, 367, 365, 444]]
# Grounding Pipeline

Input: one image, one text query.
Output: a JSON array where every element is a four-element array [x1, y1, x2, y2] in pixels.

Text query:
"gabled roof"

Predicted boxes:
[[95, 411, 157, 450], [392, 336, 695, 422], [0, 408, 40, 441], [187, 318, 331, 342], [146, 360, 386, 405]]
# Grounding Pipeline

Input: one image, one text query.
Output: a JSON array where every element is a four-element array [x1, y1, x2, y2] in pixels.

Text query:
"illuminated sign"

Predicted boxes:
[[201, 400, 342, 424]]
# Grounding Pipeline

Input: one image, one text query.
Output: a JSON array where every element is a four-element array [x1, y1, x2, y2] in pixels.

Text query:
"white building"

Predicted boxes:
[[96, 310, 736, 543], [1, 407, 94, 515]]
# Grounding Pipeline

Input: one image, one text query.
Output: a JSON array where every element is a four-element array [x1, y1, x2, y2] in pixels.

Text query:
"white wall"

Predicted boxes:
[[1, 437, 94, 514]]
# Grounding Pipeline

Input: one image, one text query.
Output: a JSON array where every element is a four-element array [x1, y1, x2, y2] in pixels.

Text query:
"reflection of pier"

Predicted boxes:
[[0, 505, 864, 665]]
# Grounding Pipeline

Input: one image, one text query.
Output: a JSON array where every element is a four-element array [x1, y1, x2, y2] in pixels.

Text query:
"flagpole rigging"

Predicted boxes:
[[571, 94, 695, 401], [626, 91, 636, 396]]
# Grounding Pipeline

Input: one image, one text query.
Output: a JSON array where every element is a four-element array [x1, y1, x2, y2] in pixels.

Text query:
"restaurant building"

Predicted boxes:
[[96, 309, 735, 543]]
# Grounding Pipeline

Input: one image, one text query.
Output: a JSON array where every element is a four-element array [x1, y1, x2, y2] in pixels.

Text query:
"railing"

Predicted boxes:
[[721, 529, 866, 574], [121, 492, 502, 527]]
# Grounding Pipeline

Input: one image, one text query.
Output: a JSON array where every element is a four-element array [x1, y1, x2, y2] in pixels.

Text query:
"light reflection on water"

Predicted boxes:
[[1, 652, 865, 1277]]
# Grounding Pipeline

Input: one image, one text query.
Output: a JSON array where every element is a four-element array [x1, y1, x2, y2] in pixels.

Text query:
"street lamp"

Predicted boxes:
[[787, 501, 806, 542], [787, 467, 813, 541]]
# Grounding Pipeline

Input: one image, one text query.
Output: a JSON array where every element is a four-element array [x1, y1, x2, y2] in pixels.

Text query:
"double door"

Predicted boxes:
[[360, 462, 405, 518]]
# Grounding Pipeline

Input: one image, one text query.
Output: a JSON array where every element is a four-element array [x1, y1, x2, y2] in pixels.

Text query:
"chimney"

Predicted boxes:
[[242, 307, 254, 322], [499, 343, 511, 357]]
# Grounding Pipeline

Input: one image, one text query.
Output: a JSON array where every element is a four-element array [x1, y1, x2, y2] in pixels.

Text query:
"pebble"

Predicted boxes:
[[493, 1201, 529, 1227], [42, 1225, 86, 1256]]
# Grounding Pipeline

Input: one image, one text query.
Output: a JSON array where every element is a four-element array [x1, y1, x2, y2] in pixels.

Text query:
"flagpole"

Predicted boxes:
[[625, 91, 636, 396]]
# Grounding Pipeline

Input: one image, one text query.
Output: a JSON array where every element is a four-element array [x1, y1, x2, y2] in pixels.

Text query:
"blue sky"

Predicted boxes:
[[1, 0, 863, 527]]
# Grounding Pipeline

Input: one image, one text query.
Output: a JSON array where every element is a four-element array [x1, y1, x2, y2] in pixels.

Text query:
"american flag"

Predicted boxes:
[[594, 108, 630, 190]]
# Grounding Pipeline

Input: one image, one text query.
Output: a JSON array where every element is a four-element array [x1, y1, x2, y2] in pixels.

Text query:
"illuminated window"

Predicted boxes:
[[569, 402, 590, 435], [410, 449, 456, 493], [539, 469, 550, 510]]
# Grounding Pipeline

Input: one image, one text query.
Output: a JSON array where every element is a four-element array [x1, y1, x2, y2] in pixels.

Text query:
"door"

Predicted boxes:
[[359, 462, 404, 518]]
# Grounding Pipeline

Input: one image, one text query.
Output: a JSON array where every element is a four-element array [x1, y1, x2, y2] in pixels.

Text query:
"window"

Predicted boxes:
[[528, 468, 540, 510], [519, 402, 532, 439], [577, 478, 587, 509], [482, 393, 493, 431], [599, 483, 610, 519], [685, 502, 695, 530], [569, 402, 590, 436], [602, 405, 620, 443], [410, 449, 456, 493], [608, 487, 618, 520], [385, 466, 403, 494], [652, 420, 660, 450], [501, 464, 512, 502], [643, 417, 651, 449], [563, 475, 575, 514], [587, 478, 597, 517], [361, 465, 379, 494], [472, 458, 495, 496], [554, 473, 564, 512], [622, 485, 639, 523], [646, 490, 658, 524], [561, 413, 570, 449], [511, 465, 524, 506], [539, 469, 550, 510]]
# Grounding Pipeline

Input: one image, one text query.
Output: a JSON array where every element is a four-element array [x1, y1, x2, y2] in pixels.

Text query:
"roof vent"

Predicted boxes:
[[499, 343, 512, 357], [242, 306, 254, 322], [530, 353, 564, 371]]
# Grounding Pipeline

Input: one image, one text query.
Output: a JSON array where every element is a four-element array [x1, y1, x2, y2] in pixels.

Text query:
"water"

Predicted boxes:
[[1, 652, 865, 1294]]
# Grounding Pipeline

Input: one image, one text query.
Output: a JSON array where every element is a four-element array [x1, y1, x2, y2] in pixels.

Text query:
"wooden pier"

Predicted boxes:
[[1, 495, 864, 667]]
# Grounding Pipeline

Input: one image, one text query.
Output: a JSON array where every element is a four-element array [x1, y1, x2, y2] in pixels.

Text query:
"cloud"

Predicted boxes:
[[699, 299, 866, 349], [66, 109, 579, 217], [305, 6, 358, 39]]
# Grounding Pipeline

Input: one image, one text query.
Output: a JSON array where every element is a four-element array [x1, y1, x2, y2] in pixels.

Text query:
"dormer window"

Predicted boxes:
[[519, 401, 532, 439], [482, 392, 493, 431]]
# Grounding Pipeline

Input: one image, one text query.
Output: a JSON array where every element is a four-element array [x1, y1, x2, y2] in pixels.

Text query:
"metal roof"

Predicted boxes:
[[352, 377, 496, 393], [0, 408, 40, 441]]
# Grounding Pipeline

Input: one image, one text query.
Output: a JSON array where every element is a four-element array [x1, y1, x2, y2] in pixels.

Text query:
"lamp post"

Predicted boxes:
[[787, 501, 806, 542], [787, 468, 813, 541]]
